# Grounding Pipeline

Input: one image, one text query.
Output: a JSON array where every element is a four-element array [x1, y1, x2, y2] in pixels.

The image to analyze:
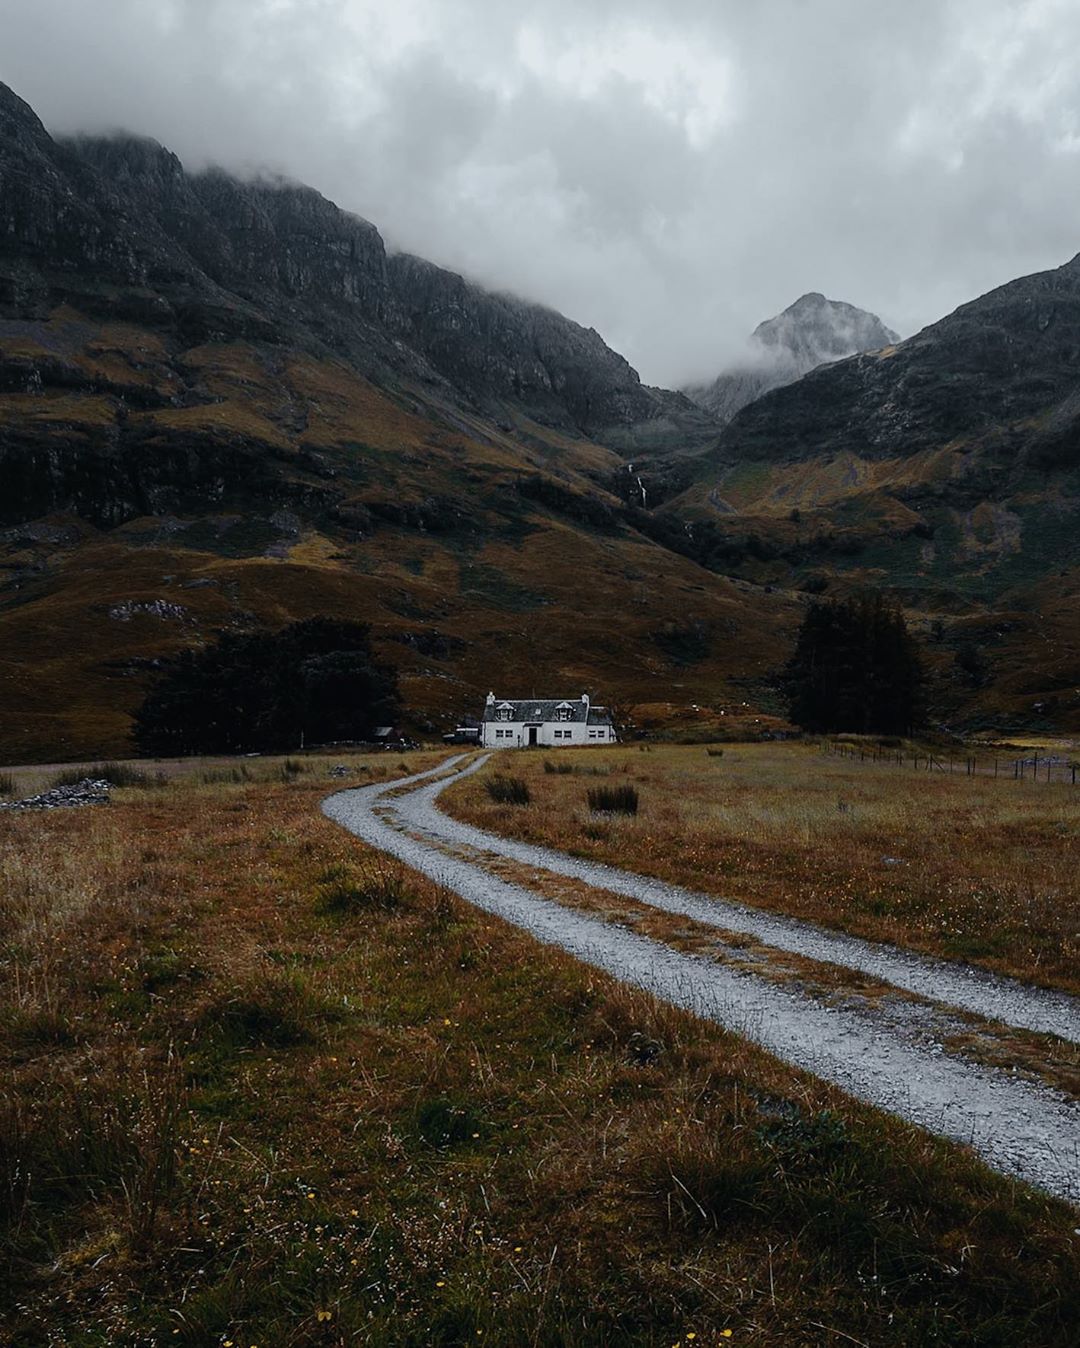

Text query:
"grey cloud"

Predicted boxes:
[[3, 0, 1080, 386]]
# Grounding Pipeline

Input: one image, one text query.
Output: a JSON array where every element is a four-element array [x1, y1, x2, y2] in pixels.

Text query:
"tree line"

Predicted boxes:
[[133, 618, 399, 756], [129, 593, 924, 757]]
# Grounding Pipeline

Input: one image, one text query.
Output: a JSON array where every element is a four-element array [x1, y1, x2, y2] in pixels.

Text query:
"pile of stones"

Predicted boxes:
[[0, 779, 111, 811]]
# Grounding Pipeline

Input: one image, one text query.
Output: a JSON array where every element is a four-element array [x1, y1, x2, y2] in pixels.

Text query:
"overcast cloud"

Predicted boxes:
[[3, 0, 1080, 385]]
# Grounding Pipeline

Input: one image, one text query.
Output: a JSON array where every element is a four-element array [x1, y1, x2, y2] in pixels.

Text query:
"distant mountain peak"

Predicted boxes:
[[684, 293, 899, 425]]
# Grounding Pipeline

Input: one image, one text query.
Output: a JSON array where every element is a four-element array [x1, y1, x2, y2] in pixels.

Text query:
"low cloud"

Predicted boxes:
[[4, 0, 1080, 386]]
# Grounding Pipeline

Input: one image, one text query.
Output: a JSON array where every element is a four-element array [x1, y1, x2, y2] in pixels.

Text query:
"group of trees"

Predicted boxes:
[[134, 618, 399, 756], [785, 592, 924, 734], [131, 594, 923, 757]]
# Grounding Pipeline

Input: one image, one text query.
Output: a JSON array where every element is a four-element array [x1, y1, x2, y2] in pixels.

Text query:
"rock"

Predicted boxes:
[[0, 778, 111, 810]]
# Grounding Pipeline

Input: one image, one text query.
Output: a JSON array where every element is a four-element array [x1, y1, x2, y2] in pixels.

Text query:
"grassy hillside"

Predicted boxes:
[[660, 437, 1080, 731], [0, 309, 791, 761]]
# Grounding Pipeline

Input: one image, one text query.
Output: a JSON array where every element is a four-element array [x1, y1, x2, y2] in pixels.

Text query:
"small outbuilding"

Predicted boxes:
[[480, 693, 616, 748]]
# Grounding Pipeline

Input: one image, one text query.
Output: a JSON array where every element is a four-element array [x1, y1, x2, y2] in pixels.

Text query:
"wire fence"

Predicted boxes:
[[824, 740, 1080, 785]]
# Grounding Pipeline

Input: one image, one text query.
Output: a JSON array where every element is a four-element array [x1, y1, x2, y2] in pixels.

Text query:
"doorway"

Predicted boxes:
[[528, 726, 539, 746]]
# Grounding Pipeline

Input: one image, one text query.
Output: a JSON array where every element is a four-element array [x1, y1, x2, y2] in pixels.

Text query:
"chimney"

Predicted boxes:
[[581, 692, 590, 708], [486, 691, 495, 706]]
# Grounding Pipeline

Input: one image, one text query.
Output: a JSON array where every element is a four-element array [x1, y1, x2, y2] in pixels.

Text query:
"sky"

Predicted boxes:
[[3, 0, 1080, 386]]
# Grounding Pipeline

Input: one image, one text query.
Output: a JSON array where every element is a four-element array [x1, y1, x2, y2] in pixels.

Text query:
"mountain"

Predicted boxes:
[[684, 293, 899, 424], [665, 257, 1080, 729], [0, 82, 716, 452], [0, 81, 784, 762]]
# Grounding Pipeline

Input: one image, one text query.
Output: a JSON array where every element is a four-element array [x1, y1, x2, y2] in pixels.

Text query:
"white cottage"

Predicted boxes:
[[480, 693, 615, 748]]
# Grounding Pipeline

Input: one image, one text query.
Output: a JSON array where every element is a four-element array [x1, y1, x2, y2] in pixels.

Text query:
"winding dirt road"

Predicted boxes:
[[324, 755, 1080, 1203]]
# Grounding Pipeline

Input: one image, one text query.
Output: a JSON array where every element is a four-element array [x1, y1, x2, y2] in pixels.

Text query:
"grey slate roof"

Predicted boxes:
[[482, 697, 613, 726]]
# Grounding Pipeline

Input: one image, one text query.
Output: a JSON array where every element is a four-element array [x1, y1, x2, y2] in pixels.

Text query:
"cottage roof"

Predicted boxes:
[[481, 696, 613, 726]]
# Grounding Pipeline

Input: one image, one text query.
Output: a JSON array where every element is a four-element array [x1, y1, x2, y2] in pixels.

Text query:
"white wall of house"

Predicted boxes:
[[481, 694, 614, 748], [481, 720, 613, 748]]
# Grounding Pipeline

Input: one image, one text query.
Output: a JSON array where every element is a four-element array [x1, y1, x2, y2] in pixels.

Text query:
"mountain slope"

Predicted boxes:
[[0, 81, 785, 761], [684, 293, 899, 425], [668, 258, 1080, 729]]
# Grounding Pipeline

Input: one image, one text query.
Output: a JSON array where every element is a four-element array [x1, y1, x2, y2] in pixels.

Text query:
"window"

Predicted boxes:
[[556, 702, 574, 722]]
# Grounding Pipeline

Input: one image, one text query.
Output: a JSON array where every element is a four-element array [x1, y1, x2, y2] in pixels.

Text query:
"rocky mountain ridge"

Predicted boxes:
[[0, 81, 715, 450], [684, 292, 898, 425]]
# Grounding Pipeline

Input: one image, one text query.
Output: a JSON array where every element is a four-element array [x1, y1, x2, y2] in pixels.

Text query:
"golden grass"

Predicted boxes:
[[443, 741, 1080, 993], [2, 755, 1079, 1345]]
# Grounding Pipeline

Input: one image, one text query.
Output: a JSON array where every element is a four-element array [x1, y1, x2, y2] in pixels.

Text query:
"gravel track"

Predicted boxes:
[[398, 755, 1080, 1045], [323, 758, 1080, 1202]]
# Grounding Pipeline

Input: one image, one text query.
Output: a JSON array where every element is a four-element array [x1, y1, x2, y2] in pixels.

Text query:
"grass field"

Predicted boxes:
[[2, 749, 1080, 1345], [442, 741, 1080, 995]]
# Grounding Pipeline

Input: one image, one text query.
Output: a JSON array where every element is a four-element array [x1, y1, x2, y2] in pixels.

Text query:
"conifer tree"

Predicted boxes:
[[786, 592, 924, 734]]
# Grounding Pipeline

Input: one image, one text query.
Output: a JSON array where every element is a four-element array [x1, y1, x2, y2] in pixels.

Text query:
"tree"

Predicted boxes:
[[786, 592, 924, 734], [132, 618, 400, 755]]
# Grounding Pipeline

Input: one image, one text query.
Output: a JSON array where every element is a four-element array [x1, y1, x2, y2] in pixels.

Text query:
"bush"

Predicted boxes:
[[543, 760, 575, 775], [706, 747, 725, 758], [587, 784, 639, 815], [0, 771, 15, 797], [485, 775, 531, 805]]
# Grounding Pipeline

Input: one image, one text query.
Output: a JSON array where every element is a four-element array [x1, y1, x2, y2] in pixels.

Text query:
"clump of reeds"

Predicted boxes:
[[485, 775, 531, 805], [50, 762, 166, 789], [314, 861, 410, 913], [587, 784, 639, 815]]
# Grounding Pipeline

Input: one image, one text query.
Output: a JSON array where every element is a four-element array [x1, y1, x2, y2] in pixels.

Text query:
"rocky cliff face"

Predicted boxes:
[[0, 81, 715, 447], [684, 292, 898, 425]]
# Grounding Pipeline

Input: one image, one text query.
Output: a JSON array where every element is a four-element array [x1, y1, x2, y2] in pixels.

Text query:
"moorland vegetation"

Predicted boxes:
[[1, 748, 1078, 1345]]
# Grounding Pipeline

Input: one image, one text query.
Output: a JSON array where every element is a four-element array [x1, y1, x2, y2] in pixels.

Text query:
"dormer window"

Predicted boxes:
[[496, 702, 514, 722], [555, 701, 574, 722]]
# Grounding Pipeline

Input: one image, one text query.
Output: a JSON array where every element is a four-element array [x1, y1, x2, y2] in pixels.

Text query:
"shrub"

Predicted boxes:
[[587, 784, 639, 815], [485, 775, 531, 805], [543, 760, 575, 775], [706, 747, 725, 758], [0, 771, 14, 797], [280, 758, 306, 780]]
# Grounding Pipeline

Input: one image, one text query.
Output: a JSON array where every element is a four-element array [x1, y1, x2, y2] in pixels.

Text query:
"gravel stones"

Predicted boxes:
[[0, 778, 111, 811]]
